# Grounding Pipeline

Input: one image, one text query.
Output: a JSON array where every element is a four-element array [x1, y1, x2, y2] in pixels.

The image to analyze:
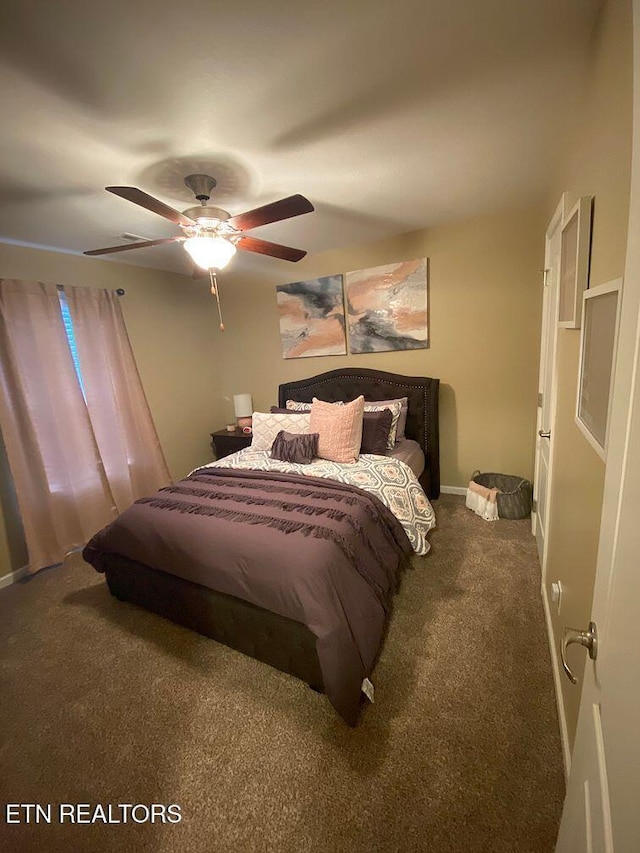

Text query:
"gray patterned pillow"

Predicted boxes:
[[286, 400, 314, 411], [368, 397, 408, 440], [270, 431, 319, 464]]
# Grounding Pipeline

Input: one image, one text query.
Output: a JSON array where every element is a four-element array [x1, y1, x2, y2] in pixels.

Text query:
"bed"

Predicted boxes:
[[83, 368, 440, 724]]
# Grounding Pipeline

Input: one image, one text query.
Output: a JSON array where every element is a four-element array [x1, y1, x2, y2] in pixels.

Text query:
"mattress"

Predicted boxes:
[[387, 439, 426, 479]]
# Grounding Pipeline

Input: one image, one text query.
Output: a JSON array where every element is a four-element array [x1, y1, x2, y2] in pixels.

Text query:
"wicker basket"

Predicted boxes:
[[471, 471, 533, 519]]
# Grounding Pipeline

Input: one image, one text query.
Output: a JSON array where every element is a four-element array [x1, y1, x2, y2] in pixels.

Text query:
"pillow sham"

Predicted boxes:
[[367, 396, 409, 441], [364, 400, 403, 448], [286, 399, 315, 411], [361, 409, 394, 455], [309, 396, 364, 463], [251, 411, 311, 451], [270, 430, 319, 464]]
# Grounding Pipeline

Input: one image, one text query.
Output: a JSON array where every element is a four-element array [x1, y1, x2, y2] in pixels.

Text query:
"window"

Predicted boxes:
[[57, 289, 85, 396]]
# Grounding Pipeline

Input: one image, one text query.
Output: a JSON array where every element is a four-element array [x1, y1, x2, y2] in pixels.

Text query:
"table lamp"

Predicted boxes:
[[233, 393, 253, 431]]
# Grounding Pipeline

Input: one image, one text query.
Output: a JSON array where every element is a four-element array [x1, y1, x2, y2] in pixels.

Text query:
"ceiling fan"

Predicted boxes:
[[85, 174, 314, 270], [85, 175, 314, 330]]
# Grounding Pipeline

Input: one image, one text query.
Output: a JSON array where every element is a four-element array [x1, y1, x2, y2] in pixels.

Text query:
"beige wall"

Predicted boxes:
[[208, 203, 546, 489], [0, 243, 220, 580], [544, 0, 632, 750]]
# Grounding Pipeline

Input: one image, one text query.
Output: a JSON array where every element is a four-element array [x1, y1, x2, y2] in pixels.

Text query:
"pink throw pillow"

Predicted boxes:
[[309, 395, 364, 463]]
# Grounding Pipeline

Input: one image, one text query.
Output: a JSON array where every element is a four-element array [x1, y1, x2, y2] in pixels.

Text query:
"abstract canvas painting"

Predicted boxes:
[[276, 275, 347, 359], [345, 258, 428, 353]]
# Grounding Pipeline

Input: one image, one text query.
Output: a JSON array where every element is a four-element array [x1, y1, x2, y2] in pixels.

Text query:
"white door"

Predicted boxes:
[[555, 8, 640, 847], [532, 198, 565, 567]]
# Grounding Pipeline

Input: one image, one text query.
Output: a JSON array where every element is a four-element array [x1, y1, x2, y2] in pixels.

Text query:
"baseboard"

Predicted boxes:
[[440, 485, 467, 496], [541, 582, 572, 782], [0, 564, 29, 590]]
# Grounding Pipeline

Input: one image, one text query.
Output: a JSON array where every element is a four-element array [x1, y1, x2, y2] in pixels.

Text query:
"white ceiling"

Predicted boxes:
[[0, 0, 600, 277]]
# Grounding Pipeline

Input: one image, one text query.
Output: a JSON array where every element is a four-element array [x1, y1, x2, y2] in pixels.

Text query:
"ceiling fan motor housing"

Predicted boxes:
[[184, 173, 217, 202], [182, 204, 231, 223]]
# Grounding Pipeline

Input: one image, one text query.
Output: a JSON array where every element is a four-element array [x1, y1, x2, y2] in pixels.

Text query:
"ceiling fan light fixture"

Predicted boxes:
[[183, 235, 236, 270]]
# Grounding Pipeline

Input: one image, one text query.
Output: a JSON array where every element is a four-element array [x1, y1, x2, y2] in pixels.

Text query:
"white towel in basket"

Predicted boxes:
[[465, 480, 499, 521]]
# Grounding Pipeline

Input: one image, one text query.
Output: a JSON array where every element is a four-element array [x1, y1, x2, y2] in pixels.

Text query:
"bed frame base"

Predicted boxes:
[[104, 557, 324, 692]]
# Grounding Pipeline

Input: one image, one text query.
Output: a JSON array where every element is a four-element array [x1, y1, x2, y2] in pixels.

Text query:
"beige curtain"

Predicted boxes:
[[0, 280, 117, 571], [64, 285, 171, 511]]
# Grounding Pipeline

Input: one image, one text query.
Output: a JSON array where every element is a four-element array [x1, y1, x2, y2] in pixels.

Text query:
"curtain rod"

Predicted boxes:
[[55, 285, 125, 295]]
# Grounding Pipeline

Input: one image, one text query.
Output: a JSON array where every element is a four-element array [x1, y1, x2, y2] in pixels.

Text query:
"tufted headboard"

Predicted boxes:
[[278, 368, 440, 499]]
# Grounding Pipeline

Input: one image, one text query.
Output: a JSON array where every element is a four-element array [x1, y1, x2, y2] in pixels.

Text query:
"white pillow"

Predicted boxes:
[[251, 411, 311, 451]]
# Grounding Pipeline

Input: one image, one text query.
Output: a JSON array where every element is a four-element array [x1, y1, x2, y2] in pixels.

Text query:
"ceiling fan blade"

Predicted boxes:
[[106, 186, 195, 227], [237, 235, 307, 262], [227, 194, 313, 232], [84, 236, 185, 256]]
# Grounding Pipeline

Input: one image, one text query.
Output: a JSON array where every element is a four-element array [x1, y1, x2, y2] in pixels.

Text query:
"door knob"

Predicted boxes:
[[561, 621, 598, 684], [538, 430, 551, 439]]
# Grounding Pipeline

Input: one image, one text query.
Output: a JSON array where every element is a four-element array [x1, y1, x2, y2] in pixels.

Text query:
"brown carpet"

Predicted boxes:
[[0, 495, 564, 853]]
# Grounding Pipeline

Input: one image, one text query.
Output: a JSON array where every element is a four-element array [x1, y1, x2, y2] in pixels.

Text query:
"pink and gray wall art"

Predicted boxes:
[[276, 275, 347, 359], [345, 258, 428, 353], [276, 258, 428, 358]]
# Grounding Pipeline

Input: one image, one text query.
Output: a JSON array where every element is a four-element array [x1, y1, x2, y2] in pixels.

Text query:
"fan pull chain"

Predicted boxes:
[[209, 269, 225, 332]]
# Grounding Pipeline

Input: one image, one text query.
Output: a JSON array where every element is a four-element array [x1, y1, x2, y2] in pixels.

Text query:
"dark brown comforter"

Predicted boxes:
[[83, 467, 412, 725]]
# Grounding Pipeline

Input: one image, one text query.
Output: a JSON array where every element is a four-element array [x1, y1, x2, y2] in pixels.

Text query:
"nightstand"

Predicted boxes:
[[210, 428, 252, 459]]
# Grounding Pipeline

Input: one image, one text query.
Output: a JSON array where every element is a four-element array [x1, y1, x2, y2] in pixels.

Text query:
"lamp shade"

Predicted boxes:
[[183, 235, 237, 270], [233, 393, 253, 418]]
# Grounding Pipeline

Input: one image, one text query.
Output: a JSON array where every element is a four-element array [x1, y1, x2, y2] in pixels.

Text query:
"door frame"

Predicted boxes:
[[535, 192, 575, 777], [532, 193, 569, 567]]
